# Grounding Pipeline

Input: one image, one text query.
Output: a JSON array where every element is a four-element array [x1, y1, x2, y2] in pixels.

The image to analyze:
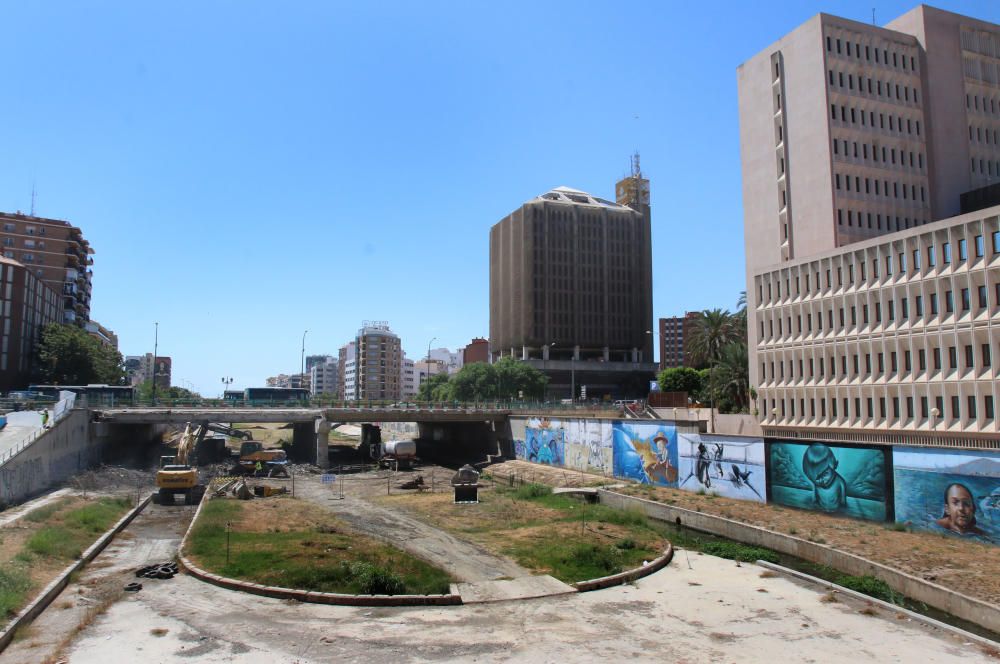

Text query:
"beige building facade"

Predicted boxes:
[[740, 6, 1000, 445]]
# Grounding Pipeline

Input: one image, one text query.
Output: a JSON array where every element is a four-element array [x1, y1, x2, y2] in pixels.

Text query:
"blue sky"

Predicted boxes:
[[1, 1, 996, 396]]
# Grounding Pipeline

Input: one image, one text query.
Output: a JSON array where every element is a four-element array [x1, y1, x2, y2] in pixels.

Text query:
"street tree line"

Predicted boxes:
[[416, 357, 548, 401]]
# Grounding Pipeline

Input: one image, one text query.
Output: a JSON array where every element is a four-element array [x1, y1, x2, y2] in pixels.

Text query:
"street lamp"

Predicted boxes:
[[301, 330, 309, 384], [221, 376, 233, 398], [151, 322, 159, 405], [424, 337, 437, 399], [931, 407, 940, 431]]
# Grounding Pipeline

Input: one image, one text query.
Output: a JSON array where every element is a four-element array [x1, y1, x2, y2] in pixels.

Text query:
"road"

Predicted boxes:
[[0, 409, 45, 460]]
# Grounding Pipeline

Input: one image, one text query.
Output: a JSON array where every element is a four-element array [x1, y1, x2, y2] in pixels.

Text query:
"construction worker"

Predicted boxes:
[[40, 410, 49, 429], [254, 460, 263, 477]]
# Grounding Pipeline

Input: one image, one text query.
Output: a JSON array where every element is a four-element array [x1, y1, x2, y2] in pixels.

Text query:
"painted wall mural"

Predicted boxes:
[[678, 434, 766, 502], [564, 420, 613, 474], [519, 418, 566, 466], [612, 423, 678, 486], [767, 441, 891, 522], [893, 447, 1000, 544]]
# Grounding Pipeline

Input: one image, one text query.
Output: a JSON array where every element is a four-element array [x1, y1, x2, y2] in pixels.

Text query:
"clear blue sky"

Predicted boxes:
[[1, 1, 996, 396]]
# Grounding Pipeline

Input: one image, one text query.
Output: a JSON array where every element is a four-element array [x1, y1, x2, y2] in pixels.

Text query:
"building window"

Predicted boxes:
[[930, 293, 938, 315], [933, 347, 941, 370], [948, 346, 958, 370], [979, 285, 988, 308], [987, 396, 995, 420], [994, 231, 1000, 253], [943, 242, 952, 264], [915, 295, 923, 316], [919, 348, 927, 371], [928, 245, 936, 266], [945, 290, 954, 313], [962, 288, 971, 311], [975, 235, 984, 257], [965, 344, 974, 368], [921, 396, 929, 418], [959, 239, 967, 260], [912, 249, 921, 270], [904, 350, 912, 371], [984, 344, 992, 367], [951, 395, 960, 420]]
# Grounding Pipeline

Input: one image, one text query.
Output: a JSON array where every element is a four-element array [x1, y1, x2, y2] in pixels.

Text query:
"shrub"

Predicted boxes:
[[513, 483, 551, 500], [701, 541, 779, 563], [616, 538, 637, 551], [349, 562, 406, 595], [835, 574, 903, 605], [0, 564, 32, 617]]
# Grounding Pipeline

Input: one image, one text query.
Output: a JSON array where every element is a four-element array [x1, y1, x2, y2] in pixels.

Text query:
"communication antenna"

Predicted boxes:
[[30, 182, 36, 216], [631, 151, 642, 178], [872, 8, 876, 25]]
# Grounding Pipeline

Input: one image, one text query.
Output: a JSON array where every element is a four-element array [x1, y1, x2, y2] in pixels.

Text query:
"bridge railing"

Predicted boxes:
[[89, 397, 625, 415]]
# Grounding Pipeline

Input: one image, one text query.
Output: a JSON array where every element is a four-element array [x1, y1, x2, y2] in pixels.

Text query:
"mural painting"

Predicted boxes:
[[521, 418, 566, 466], [893, 447, 1000, 544], [767, 441, 890, 522], [678, 434, 766, 502], [612, 423, 678, 486], [564, 420, 613, 474]]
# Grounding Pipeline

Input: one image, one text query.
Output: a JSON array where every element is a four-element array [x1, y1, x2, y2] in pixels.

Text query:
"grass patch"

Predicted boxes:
[[188, 499, 452, 595], [22, 498, 71, 523], [0, 564, 32, 618], [700, 541, 780, 563], [24, 498, 131, 561], [833, 574, 903, 605], [26, 527, 82, 559]]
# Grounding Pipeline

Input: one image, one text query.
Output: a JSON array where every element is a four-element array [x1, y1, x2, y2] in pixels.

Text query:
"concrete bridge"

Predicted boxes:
[[92, 405, 520, 470]]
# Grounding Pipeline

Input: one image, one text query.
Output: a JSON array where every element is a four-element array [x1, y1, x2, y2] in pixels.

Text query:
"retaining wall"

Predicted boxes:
[[597, 489, 1000, 635], [0, 411, 92, 505]]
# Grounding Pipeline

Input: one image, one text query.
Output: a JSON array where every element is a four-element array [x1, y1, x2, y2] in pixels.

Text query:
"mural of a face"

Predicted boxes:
[[937, 483, 980, 534], [803, 443, 839, 489]]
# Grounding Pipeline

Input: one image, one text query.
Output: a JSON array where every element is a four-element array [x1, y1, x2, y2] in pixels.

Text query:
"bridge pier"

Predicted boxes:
[[315, 417, 330, 470]]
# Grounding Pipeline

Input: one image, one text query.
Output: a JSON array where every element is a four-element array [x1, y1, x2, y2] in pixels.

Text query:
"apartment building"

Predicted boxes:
[[658, 313, 699, 370], [125, 353, 172, 388], [463, 338, 489, 365], [310, 357, 338, 396], [0, 257, 60, 390], [339, 322, 401, 401], [740, 6, 1000, 444], [0, 212, 94, 324]]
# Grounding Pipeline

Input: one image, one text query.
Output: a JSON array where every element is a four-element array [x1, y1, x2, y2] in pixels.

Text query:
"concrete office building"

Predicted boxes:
[[489, 175, 656, 398], [0, 258, 60, 390], [740, 6, 1000, 444], [0, 212, 94, 324]]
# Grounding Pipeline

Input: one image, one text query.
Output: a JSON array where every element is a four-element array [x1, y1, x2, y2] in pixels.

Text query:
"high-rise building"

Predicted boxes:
[[0, 212, 94, 324], [84, 320, 118, 349], [489, 170, 656, 399], [658, 314, 694, 370], [740, 6, 1000, 443], [340, 322, 402, 401], [0, 257, 60, 390], [125, 353, 171, 388]]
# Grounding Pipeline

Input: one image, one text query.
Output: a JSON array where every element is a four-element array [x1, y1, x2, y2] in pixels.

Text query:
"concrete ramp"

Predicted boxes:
[[453, 575, 575, 603]]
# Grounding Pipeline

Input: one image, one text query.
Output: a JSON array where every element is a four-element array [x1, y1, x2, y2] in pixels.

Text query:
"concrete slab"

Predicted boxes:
[[553, 487, 598, 495], [455, 574, 576, 603]]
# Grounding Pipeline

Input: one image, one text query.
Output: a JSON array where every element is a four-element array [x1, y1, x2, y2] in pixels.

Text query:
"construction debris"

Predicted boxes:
[[397, 475, 426, 491], [135, 562, 178, 580]]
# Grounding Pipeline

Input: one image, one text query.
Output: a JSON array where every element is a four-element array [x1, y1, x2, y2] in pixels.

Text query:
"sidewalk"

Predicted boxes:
[[0, 410, 45, 460]]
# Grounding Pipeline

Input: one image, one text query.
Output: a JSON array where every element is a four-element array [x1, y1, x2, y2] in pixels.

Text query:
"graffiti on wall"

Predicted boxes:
[[612, 423, 678, 486], [519, 418, 566, 466], [564, 420, 612, 474], [768, 441, 890, 521], [678, 434, 766, 502], [893, 447, 1000, 544]]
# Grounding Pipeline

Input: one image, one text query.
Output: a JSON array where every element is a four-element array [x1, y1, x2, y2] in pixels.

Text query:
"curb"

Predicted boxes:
[[572, 543, 674, 592], [597, 488, 1000, 635], [756, 560, 1000, 647], [0, 494, 151, 654], [177, 494, 462, 607]]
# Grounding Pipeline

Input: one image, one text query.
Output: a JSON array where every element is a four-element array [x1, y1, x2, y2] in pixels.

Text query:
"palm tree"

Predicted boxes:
[[687, 308, 740, 368], [711, 341, 750, 412]]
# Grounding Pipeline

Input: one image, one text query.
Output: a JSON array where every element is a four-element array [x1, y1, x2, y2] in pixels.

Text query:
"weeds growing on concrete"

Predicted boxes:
[[0, 563, 32, 617]]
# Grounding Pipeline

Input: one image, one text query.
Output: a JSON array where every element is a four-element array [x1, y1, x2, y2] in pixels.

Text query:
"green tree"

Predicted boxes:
[[35, 323, 125, 385], [416, 373, 451, 401], [493, 357, 548, 400], [710, 341, 750, 413], [450, 362, 497, 401], [656, 367, 703, 395], [136, 380, 200, 402]]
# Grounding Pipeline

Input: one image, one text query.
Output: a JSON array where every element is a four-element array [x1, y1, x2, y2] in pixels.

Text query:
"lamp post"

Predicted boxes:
[[221, 376, 233, 398], [426, 337, 437, 389], [301, 330, 309, 385], [151, 322, 159, 405], [931, 407, 940, 431]]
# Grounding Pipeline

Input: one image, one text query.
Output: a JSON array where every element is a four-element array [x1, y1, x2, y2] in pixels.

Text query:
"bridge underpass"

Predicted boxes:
[[93, 407, 515, 469]]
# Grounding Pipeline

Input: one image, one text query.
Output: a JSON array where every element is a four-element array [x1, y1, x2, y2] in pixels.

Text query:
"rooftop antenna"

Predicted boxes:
[[631, 151, 642, 178], [872, 8, 876, 26], [30, 182, 36, 216]]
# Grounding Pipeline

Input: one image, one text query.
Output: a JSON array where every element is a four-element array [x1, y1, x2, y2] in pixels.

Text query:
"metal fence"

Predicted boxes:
[[0, 391, 77, 467]]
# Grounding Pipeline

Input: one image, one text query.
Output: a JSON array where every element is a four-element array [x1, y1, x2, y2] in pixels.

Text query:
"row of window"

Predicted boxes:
[[967, 93, 1000, 117], [830, 103, 922, 137], [761, 343, 994, 383], [758, 231, 1000, 304], [825, 35, 917, 73], [835, 173, 926, 203], [828, 69, 920, 106], [836, 210, 927, 232], [760, 283, 1000, 342], [970, 156, 1000, 177], [832, 138, 924, 172], [1, 224, 47, 236], [969, 124, 1000, 145], [765, 394, 996, 423]]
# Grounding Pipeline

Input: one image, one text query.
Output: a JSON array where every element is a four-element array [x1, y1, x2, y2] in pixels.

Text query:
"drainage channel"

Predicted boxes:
[[652, 519, 1000, 644]]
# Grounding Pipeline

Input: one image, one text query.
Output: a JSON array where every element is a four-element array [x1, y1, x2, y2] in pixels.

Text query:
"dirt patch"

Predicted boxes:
[[490, 460, 1000, 607]]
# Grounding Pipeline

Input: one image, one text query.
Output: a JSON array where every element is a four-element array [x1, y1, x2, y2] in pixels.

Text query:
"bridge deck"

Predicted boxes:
[[94, 407, 513, 424]]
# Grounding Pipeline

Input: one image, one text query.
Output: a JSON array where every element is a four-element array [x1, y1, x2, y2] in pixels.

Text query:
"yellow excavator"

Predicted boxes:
[[155, 423, 204, 505]]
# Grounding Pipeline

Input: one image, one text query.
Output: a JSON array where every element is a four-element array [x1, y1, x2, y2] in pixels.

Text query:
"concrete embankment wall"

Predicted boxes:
[[598, 489, 1000, 635], [0, 411, 92, 505]]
